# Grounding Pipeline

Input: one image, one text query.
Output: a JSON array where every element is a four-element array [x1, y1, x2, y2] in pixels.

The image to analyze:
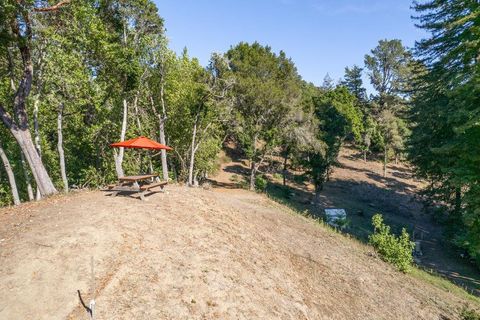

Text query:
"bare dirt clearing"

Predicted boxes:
[[0, 185, 477, 319]]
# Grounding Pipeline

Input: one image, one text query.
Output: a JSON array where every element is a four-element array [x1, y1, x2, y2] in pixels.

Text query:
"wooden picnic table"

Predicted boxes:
[[107, 174, 167, 200]]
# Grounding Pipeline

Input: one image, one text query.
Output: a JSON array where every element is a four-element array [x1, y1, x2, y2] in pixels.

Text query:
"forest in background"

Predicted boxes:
[[0, 0, 479, 269]]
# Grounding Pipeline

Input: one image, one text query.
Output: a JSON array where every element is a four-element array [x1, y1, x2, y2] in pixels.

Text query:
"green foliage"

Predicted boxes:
[[362, 39, 412, 167], [409, 0, 480, 267], [369, 214, 415, 273], [255, 175, 268, 192], [462, 308, 480, 320], [364, 39, 412, 98], [226, 42, 302, 188], [303, 86, 362, 192], [342, 65, 366, 102]]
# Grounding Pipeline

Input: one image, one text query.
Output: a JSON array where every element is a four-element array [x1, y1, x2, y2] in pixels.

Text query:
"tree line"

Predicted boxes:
[[0, 1, 479, 267]]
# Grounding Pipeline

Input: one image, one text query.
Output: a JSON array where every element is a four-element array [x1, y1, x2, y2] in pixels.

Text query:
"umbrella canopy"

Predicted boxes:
[[110, 136, 173, 150]]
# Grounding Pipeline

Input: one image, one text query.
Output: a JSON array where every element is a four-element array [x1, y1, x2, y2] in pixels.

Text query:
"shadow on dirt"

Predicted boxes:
[[211, 143, 480, 296], [263, 175, 480, 296]]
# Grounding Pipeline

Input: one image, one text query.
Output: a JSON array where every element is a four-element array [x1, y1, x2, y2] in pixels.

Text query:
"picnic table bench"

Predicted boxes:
[[106, 174, 167, 200]]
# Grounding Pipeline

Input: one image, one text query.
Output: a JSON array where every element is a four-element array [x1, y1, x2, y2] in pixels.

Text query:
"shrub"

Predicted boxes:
[[369, 214, 415, 273], [272, 173, 283, 180], [255, 175, 268, 192]]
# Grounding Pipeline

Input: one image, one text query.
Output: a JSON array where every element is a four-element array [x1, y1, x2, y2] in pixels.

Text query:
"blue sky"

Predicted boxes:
[[153, 0, 426, 92]]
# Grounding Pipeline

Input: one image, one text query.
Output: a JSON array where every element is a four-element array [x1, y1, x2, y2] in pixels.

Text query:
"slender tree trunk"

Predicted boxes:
[[159, 85, 169, 181], [57, 103, 68, 193], [188, 117, 198, 186], [149, 94, 169, 181], [33, 95, 42, 199], [114, 98, 128, 178], [0, 141, 20, 205], [159, 116, 168, 181], [20, 152, 34, 201], [11, 127, 57, 196], [363, 149, 367, 162], [249, 161, 257, 191], [395, 153, 398, 165], [0, 105, 57, 196], [314, 182, 323, 205], [249, 134, 258, 191], [383, 146, 388, 177], [282, 150, 288, 186], [133, 94, 142, 134]]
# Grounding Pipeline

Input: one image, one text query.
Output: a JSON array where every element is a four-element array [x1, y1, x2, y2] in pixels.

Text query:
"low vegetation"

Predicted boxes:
[[462, 307, 480, 320], [369, 214, 415, 273]]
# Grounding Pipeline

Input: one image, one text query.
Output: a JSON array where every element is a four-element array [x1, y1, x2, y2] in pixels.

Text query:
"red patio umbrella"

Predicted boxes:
[[110, 136, 173, 150]]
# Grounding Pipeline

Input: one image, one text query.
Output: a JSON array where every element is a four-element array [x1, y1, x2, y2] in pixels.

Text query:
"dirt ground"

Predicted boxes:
[[215, 144, 480, 296], [0, 184, 478, 319]]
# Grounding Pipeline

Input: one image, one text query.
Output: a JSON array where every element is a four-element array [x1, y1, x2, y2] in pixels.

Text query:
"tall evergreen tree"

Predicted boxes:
[[342, 65, 366, 102], [410, 0, 480, 266]]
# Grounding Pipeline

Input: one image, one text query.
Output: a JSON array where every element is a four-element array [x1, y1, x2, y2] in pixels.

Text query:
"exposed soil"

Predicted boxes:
[[215, 144, 480, 296], [0, 184, 478, 319]]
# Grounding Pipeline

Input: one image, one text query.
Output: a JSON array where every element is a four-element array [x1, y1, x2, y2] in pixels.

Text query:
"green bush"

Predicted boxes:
[[255, 175, 268, 192], [369, 214, 415, 273], [272, 173, 283, 180]]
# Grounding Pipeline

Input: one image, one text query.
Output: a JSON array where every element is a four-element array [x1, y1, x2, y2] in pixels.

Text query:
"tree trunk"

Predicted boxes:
[[33, 95, 42, 199], [0, 20, 57, 197], [20, 152, 34, 201], [133, 94, 142, 134], [0, 108, 57, 197], [249, 134, 258, 191], [314, 182, 323, 205], [363, 149, 367, 162], [282, 150, 288, 186], [159, 116, 168, 181], [249, 160, 256, 191], [114, 98, 128, 178], [57, 103, 68, 193], [188, 117, 198, 186], [152, 83, 169, 182], [383, 146, 388, 177], [0, 141, 20, 205], [11, 127, 57, 196]]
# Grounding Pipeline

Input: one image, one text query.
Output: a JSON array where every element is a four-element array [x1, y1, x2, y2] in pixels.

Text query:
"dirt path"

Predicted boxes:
[[0, 186, 477, 319]]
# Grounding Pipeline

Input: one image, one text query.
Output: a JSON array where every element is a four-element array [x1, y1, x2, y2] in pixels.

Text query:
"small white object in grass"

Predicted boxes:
[[413, 240, 423, 256], [324, 209, 347, 227]]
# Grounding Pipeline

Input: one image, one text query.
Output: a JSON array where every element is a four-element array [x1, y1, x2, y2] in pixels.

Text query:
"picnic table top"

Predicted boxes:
[[119, 174, 158, 182]]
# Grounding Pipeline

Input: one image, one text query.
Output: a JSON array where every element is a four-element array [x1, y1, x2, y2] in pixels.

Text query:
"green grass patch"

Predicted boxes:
[[264, 183, 480, 304], [410, 267, 480, 304]]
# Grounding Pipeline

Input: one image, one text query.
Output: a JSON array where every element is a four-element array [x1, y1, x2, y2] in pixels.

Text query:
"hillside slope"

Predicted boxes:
[[0, 186, 477, 319], [215, 145, 480, 295]]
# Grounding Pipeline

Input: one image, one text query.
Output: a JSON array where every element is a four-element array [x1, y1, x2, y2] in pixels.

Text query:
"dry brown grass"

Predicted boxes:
[[0, 185, 478, 319]]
